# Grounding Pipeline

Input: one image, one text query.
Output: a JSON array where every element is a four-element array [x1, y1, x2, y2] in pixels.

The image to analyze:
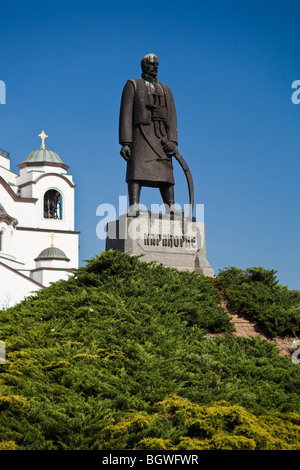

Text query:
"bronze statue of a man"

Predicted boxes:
[[119, 53, 178, 213]]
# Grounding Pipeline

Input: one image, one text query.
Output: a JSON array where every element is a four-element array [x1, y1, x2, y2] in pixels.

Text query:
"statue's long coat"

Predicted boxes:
[[119, 77, 178, 186]]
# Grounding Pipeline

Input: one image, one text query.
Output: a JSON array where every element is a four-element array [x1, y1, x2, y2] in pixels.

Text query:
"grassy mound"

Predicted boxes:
[[0, 250, 299, 450]]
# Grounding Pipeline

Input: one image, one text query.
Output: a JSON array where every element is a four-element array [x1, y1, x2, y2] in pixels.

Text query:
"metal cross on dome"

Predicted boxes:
[[49, 231, 56, 247], [38, 130, 48, 150]]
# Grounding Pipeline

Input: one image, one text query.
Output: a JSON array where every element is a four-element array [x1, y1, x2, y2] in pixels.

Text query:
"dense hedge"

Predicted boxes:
[[216, 266, 300, 337], [0, 251, 299, 450], [101, 395, 300, 450]]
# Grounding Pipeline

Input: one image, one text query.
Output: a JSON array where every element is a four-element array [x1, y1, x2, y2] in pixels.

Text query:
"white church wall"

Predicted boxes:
[[0, 166, 18, 189], [0, 263, 43, 309], [30, 268, 43, 285], [35, 258, 70, 269], [17, 164, 69, 190], [0, 185, 37, 229], [13, 229, 79, 271], [12, 202, 37, 229], [31, 176, 75, 231], [32, 268, 72, 287], [0, 222, 15, 256], [0, 173, 79, 274], [17, 170, 44, 197], [0, 136, 79, 294], [4, 178, 74, 231], [0, 155, 11, 171], [0, 185, 17, 216]]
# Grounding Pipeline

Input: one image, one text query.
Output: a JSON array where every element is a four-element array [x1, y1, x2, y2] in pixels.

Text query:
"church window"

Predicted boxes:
[[44, 190, 63, 220]]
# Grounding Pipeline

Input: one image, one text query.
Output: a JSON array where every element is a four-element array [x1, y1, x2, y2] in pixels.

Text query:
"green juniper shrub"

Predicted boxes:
[[216, 266, 300, 336], [0, 251, 299, 450]]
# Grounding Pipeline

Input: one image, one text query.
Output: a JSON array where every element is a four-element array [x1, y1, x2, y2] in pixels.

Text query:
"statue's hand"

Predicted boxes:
[[162, 140, 177, 156], [120, 145, 131, 161]]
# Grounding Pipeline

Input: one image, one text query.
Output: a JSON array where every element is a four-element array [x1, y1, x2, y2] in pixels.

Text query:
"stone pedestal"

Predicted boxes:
[[105, 211, 214, 277]]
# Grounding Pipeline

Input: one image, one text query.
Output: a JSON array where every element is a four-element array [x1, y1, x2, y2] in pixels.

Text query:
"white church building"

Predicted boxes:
[[0, 131, 79, 308]]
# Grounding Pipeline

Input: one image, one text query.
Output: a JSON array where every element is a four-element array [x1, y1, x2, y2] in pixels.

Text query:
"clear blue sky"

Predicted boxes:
[[1, 0, 299, 289]]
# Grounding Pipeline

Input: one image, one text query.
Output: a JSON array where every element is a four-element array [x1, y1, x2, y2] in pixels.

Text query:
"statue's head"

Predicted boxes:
[[141, 53, 159, 78]]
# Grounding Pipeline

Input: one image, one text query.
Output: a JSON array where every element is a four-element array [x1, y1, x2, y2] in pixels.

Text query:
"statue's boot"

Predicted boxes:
[[159, 184, 175, 213], [128, 181, 141, 217]]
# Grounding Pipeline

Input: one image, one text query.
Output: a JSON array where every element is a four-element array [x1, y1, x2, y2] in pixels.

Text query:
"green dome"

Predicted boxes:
[[22, 149, 65, 166], [35, 246, 70, 262]]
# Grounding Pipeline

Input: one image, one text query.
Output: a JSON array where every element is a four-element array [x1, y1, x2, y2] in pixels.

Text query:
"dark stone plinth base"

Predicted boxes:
[[105, 211, 214, 277]]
